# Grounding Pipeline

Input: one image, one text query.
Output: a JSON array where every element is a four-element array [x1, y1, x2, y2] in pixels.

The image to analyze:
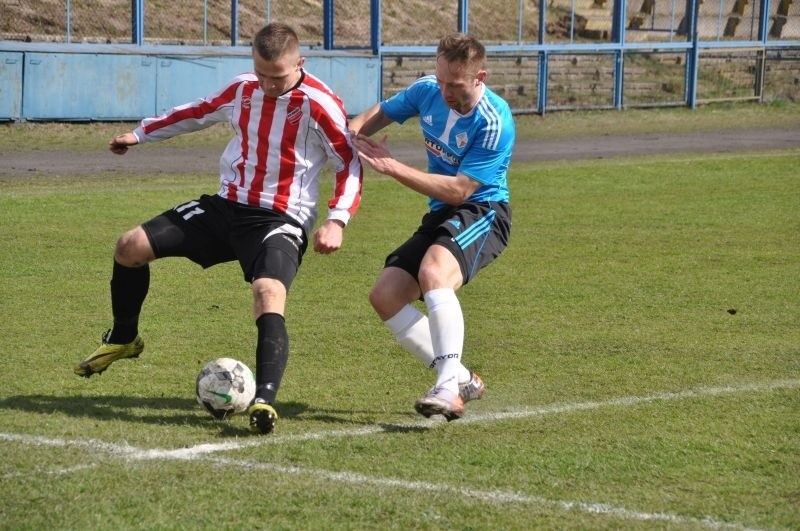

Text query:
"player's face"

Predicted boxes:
[[253, 49, 304, 98], [435, 56, 485, 114]]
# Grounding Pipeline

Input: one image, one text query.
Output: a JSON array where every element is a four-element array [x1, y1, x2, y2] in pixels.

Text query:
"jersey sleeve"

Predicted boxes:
[[379, 76, 433, 124], [308, 98, 363, 225], [133, 74, 245, 143]]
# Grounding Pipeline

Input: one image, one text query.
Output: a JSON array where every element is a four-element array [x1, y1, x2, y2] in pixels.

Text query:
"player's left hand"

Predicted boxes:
[[313, 219, 345, 254]]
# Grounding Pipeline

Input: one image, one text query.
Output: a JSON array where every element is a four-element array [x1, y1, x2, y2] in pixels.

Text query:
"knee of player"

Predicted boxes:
[[369, 284, 413, 322], [114, 227, 151, 266], [417, 263, 443, 288], [418, 265, 463, 293], [251, 278, 287, 306], [368, 285, 385, 312]]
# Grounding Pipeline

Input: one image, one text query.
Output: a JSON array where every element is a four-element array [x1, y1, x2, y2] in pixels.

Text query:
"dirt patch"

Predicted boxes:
[[1, 127, 798, 178]]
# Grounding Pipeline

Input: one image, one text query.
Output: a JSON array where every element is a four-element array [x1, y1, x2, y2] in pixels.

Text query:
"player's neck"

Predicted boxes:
[[454, 84, 483, 114]]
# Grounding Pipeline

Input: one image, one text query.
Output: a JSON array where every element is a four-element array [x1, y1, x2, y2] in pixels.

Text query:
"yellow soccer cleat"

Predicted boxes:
[[248, 399, 278, 435], [74, 330, 144, 378]]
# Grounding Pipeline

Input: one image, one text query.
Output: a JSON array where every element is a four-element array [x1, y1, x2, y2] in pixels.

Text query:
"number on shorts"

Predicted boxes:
[[175, 200, 204, 221]]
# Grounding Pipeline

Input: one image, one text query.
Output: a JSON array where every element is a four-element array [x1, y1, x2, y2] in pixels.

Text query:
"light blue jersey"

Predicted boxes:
[[381, 75, 515, 211]]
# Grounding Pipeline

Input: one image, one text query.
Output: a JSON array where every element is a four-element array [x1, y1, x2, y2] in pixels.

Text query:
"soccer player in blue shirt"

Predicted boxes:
[[351, 33, 515, 421]]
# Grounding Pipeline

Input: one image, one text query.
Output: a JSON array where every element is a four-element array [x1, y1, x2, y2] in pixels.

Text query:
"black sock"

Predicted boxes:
[[109, 260, 150, 343], [255, 312, 288, 404]]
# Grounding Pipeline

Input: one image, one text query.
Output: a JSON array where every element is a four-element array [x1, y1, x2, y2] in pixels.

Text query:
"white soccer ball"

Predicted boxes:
[[196, 358, 256, 419]]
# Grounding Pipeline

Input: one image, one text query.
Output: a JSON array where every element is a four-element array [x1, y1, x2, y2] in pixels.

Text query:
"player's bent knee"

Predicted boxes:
[[368, 286, 385, 313], [369, 284, 405, 321], [417, 266, 443, 292], [252, 278, 287, 316], [114, 227, 153, 267]]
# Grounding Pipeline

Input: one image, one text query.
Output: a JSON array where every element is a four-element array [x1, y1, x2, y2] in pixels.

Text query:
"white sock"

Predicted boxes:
[[384, 305, 434, 367], [424, 288, 469, 394]]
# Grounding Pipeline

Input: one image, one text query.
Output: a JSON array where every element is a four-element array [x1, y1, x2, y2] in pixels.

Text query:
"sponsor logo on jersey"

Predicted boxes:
[[422, 114, 433, 126], [447, 219, 462, 230], [424, 137, 460, 166]]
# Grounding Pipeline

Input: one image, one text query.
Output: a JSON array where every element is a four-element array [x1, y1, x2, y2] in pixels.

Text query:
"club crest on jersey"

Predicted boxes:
[[455, 131, 468, 148], [286, 106, 303, 125], [241, 96, 251, 110]]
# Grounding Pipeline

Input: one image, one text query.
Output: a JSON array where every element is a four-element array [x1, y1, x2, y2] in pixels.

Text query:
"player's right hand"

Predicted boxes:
[[109, 133, 138, 155]]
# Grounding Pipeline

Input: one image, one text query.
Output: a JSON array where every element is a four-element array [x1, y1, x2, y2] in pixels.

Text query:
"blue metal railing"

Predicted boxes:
[[9, 0, 800, 115]]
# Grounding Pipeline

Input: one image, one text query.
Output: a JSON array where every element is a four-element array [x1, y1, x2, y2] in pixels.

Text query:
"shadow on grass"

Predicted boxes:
[[278, 401, 421, 426], [0, 395, 421, 436], [0, 394, 211, 428]]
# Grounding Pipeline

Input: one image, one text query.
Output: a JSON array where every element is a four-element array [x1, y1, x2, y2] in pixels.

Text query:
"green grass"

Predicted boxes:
[[0, 132, 798, 528]]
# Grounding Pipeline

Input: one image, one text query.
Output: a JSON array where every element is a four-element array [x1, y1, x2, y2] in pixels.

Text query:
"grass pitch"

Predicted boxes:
[[0, 114, 798, 529]]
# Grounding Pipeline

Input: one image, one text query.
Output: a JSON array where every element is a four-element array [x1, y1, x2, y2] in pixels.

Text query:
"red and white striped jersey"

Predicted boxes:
[[133, 70, 362, 235]]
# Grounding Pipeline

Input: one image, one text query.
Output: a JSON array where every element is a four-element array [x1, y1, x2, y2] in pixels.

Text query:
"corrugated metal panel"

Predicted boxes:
[[22, 53, 157, 120], [155, 56, 378, 117], [305, 56, 379, 115], [5, 50, 379, 121], [0, 52, 23, 120]]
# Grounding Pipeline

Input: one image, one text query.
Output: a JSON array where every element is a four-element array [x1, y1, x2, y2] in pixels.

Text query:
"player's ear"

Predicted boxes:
[[297, 56, 305, 70], [475, 70, 487, 84]]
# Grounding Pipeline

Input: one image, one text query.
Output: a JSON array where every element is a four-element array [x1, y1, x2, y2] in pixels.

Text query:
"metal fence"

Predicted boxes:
[[2, 0, 799, 46], [1, 0, 798, 112]]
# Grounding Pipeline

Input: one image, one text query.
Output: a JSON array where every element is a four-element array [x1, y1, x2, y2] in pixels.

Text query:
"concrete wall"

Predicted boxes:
[[0, 44, 380, 121]]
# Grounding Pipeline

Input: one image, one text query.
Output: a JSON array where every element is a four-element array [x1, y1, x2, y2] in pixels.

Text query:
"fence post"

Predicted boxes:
[[231, 0, 239, 46], [683, 0, 700, 108], [458, 0, 469, 33], [754, 0, 771, 101], [131, 0, 143, 45], [757, 0, 771, 40], [370, 0, 382, 103], [537, 51, 549, 114], [370, 0, 381, 55], [324, 0, 334, 49], [66, 0, 71, 43], [537, 0, 548, 114], [611, 0, 627, 109]]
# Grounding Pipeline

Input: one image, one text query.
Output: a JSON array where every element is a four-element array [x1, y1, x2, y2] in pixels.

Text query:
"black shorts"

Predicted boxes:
[[385, 201, 511, 285], [141, 194, 308, 289]]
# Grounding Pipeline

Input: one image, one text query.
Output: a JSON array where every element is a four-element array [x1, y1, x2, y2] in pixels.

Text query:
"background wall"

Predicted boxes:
[[0, 45, 379, 121]]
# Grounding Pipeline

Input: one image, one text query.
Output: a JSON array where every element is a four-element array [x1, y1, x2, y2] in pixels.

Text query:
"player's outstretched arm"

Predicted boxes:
[[349, 104, 393, 137], [108, 132, 139, 155], [353, 134, 479, 205]]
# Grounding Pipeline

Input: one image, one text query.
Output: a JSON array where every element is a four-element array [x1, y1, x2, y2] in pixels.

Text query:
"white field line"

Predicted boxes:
[[1, 463, 98, 480], [138, 377, 800, 458], [202, 455, 760, 531], [2, 378, 796, 530], [2, 379, 798, 459]]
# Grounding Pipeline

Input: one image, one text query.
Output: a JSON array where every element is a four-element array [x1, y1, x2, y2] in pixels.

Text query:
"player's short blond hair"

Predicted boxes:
[[253, 22, 300, 61], [436, 33, 486, 73]]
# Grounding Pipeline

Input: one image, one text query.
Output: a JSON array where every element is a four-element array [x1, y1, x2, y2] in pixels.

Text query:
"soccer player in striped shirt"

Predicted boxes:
[[351, 33, 515, 421], [73, 23, 363, 435]]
